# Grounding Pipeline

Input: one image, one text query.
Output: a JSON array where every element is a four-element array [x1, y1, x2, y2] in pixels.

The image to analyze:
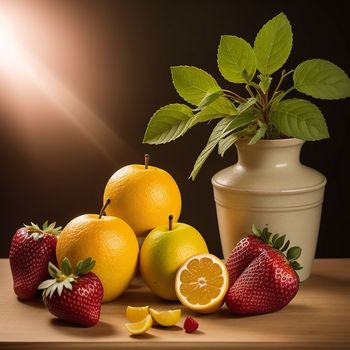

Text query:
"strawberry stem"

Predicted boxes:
[[99, 198, 111, 219]]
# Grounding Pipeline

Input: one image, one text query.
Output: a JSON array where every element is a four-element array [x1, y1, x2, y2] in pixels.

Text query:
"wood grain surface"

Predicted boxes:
[[0, 258, 349, 349]]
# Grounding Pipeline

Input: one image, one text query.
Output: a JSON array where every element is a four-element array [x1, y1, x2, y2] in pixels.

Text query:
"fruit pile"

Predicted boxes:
[[9, 155, 302, 333]]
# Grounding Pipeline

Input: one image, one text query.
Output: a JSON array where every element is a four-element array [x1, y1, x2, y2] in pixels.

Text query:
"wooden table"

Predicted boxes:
[[0, 258, 349, 349]]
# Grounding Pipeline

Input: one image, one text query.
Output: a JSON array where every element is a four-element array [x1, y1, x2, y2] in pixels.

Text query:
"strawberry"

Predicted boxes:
[[38, 257, 103, 327], [183, 316, 199, 333], [225, 226, 302, 315], [9, 221, 62, 300]]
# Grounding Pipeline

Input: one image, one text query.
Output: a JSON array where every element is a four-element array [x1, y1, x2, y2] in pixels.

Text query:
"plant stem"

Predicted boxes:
[[144, 154, 150, 169], [271, 69, 294, 100], [168, 214, 173, 231], [222, 89, 247, 103], [99, 198, 111, 219], [283, 86, 295, 98]]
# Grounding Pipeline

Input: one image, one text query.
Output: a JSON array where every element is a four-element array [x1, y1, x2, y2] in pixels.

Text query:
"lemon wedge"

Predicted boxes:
[[149, 308, 181, 327], [125, 314, 153, 335], [126, 305, 149, 322]]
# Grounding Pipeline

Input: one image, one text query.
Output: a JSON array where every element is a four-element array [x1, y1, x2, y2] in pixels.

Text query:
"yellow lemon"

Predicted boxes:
[[175, 253, 229, 314], [140, 218, 208, 300], [126, 306, 149, 322], [56, 214, 139, 303], [149, 308, 181, 327], [125, 314, 153, 335], [103, 155, 182, 237]]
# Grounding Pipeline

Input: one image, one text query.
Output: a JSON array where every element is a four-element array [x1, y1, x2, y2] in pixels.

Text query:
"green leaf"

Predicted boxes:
[[287, 246, 302, 261], [75, 257, 96, 276], [143, 104, 194, 144], [293, 59, 350, 100], [249, 120, 267, 144], [237, 97, 257, 114], [271, 233, 279, 244], [254, 12, 293, 75], [258, 75, 272, 94], [281, 240, 290, 252], [274, 234, 286, 250], [170, 66, 219, 105], [48, 262, 61, 279], [195, 87, 223, 111], [191, 110, 257, 179], [270, 98, 329, 141], [252, 224, 260, 236], [218, 129, 245, 156], [217, 35, 256, 83], [61, 257, 72, 276], [193, 96, 237, 123], [291, 261, 303, 270]]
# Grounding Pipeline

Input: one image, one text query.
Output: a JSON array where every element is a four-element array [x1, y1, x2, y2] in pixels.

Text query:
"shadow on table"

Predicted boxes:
[[50, 319, 117, 337], [17, 294, 45, 309]]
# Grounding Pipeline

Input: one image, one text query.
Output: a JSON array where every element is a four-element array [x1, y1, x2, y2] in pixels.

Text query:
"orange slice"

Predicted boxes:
[[175, 253, 229, 314]]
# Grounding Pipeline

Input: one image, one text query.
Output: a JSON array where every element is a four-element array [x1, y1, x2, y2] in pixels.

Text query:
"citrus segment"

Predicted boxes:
[[149, 308, 181, 327], [126, 306, 149, 322], [175, 253, 229, 313], [125, 314, 153, 335]]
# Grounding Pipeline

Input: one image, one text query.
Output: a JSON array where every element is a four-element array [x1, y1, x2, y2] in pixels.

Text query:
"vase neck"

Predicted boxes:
[[235, 139, 305, 170]]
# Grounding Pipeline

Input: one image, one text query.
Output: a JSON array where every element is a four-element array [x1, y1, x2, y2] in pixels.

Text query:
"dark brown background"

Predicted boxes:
[[0, 0, 349, 258]]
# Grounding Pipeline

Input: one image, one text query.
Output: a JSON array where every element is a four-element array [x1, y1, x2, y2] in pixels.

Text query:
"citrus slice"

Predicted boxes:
[[175, 253, 229, 314], [149, 308, 181, 327], [125, 314, 153, 335], [126, 305, 149, 322]]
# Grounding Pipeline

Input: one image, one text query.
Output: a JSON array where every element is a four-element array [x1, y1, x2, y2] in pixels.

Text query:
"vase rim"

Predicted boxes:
[[236, 137, 305, 148]]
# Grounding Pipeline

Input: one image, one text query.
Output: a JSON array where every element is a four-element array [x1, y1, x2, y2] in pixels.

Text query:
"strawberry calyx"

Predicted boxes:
[[251, 225, 303, 271], [24, 221, 62, 241], [38, 257, 95, 299]]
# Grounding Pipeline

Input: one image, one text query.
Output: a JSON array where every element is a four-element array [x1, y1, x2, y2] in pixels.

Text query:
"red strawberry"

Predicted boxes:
[[38, 257, 103, 327], [184, 316, 199, 333], [225, 226, 302, 315], [226, 236, 270, 287], [9, 221, 62, 299]]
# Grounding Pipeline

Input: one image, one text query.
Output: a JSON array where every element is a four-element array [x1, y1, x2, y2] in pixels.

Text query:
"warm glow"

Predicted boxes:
[[0, 8, 131, 160]]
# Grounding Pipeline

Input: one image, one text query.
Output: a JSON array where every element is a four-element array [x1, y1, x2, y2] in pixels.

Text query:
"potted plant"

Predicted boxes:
[[143, 13, 350, 281]]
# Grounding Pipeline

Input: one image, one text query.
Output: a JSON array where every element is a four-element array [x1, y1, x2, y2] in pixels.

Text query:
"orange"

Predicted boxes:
[[56, 214, 139, 303], [103, 160, 181, 237], [175, 253, 229, 313]]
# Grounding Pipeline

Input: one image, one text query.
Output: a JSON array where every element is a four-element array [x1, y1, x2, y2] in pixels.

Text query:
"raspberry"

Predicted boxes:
[[183, 316, 199, 333]]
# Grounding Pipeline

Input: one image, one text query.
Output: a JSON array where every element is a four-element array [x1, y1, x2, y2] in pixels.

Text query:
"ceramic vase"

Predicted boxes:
[[212, 138, 326, 281]]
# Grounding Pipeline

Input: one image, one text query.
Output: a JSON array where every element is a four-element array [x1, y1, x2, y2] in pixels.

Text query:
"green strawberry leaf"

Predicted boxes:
[[293, 59, 350, 100], [143, 104, 194, 144], [290, 261, 303, 270], [270, 98, 329, 141], [193, 96, 237, 124], [217, 35, 256, 83], [75, 257, 96, 276], [287, 246, 302, 261], [281, 240, 290, 252], [170, 66, 220, 106], [254, 12, 293, 75], [273, 234, 286, 250], [61, 257, 73, 276]]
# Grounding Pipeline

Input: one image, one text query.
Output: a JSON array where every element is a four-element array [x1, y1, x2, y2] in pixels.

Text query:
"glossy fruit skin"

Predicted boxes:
[[226, 236, 270, 287], [184, 316, 199, 333], [43, 272, 103, 327], [9, 228, 57, 300], [103, 164, 182, 237], [140, 223, 208, 300], [225, 249, 299, 315], [56, 214, 139, 303]]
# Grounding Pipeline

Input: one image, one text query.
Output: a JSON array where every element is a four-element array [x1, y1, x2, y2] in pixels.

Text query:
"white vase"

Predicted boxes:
[[212, 138, 326, 281]]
